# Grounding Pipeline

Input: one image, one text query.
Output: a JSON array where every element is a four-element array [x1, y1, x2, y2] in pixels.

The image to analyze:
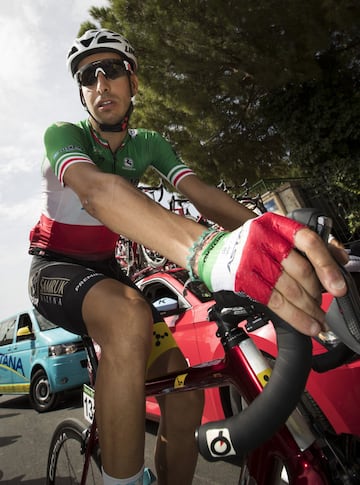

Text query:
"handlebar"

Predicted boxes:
[[324, 265, 360, 354], [137, 182, 164, 203], [169, 194, 191, 213], [217, 178, 267, 214], [196, 292, 313, 461], [217, 178, 250, 195]]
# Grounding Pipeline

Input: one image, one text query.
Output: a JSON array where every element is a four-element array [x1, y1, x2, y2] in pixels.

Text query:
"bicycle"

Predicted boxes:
[[115, 183, 168, 276], [217, 179, 267, 215], [46, 209, 360, 485], [169, 193, 215, 227]]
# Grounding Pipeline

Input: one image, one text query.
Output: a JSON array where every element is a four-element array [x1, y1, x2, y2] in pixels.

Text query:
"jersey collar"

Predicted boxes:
[[87, 119, 130, 151]]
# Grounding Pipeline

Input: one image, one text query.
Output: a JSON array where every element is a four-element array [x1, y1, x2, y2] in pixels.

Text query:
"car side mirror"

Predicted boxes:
[[17, 326, 35, 340], [153, 297, 185, 317]]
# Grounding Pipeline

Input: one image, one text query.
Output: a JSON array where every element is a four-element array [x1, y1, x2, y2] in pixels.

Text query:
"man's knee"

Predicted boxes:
[[83, 280, 153, 353]]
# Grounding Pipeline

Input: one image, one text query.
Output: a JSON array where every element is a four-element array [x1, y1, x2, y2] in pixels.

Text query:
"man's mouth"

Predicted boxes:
[[98, 99, 114, 109]]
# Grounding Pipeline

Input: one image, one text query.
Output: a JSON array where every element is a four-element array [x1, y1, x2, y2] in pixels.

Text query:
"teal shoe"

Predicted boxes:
[[143, 468, 156, 484]]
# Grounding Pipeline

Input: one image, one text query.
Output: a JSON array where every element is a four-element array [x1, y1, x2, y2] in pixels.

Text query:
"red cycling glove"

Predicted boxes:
[[195, 213, 305, 305]]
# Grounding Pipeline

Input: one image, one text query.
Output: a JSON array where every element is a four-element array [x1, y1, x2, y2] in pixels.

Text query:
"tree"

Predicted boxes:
[[260, 27, 360, 234], [81, 0, 360, 235]]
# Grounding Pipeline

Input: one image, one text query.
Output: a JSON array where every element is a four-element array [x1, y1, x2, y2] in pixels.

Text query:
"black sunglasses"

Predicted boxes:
[[76, 58, 131, 87]]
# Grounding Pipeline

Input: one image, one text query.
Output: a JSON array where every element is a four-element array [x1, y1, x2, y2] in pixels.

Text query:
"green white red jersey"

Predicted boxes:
[[29, 120, 194, 256]]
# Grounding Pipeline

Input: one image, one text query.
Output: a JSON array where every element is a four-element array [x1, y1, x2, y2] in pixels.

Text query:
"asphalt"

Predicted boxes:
[[0, 390, 240, 484]]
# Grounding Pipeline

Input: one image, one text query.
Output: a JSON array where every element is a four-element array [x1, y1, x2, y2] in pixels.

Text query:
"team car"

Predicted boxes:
[[0, 308, 89, 412]]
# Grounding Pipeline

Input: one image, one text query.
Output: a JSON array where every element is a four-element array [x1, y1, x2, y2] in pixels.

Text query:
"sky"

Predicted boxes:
[[0, 0, 110, 320]]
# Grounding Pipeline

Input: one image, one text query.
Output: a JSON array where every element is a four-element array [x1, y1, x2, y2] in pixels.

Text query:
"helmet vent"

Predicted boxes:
[[98, 35, 122, 45], [81, 38, 93, 48]]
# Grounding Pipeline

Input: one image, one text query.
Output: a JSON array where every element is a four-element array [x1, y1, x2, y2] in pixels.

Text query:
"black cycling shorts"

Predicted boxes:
[[28, 252, 161, 336]]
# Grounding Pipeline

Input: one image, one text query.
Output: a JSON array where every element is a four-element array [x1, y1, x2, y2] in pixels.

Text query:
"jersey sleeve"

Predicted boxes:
[[44, 122, 95, 185], [147, 131, 195, 188]]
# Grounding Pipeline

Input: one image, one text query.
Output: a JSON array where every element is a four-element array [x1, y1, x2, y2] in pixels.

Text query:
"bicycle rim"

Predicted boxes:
[[141, 245, 167, 268], [46, 418, 102, 484]]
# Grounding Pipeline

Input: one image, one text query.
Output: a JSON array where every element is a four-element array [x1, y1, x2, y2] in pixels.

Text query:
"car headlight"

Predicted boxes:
[[48, 343, 78, 356]]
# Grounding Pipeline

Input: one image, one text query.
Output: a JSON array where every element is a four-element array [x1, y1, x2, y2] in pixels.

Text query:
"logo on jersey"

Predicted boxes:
[[128, 129, 138, 138], [123, 157, 136, 170], [54, 145, 83, 159]]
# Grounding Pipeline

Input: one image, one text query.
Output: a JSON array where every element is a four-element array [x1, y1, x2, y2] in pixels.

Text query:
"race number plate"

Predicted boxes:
[[83, 383, 95, 424]]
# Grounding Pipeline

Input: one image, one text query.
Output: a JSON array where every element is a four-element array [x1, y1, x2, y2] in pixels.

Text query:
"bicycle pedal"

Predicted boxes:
[[143, 467, 156, 484]]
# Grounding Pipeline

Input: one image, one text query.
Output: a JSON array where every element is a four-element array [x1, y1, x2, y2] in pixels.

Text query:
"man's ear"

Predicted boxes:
[[130, 74, 139, 95]]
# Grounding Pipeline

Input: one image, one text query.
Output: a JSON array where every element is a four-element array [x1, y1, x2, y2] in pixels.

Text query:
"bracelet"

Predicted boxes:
[[186, 227, 219, 281]]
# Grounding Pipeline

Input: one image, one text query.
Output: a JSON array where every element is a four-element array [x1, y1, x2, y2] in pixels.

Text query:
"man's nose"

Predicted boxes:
[[96, 70, 110, 92]]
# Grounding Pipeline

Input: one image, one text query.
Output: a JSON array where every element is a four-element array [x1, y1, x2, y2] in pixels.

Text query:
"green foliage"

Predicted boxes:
[[80, 0, 360, 236], [260, 25, 360, 235]]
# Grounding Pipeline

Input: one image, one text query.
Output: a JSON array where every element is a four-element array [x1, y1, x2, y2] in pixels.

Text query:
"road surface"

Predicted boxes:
[[0, 390, 240, 484]]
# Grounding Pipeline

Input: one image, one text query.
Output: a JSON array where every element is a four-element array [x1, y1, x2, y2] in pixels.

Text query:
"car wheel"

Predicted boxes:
[[29, 369, 60, 413]]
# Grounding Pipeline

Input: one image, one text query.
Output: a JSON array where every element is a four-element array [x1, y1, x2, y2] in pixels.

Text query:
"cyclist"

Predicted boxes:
[[28, 29, 347, 485]]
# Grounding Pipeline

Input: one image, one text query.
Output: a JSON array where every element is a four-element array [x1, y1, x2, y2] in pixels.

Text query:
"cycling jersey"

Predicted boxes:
[[29, 120, 194, 256]]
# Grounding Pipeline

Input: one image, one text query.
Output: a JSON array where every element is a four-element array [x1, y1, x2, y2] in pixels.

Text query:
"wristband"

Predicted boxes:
[[186, 227, 219, 280]]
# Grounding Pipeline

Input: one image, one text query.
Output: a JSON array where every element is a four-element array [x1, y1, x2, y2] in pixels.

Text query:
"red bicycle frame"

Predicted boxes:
[[81, 300, 333, 485]]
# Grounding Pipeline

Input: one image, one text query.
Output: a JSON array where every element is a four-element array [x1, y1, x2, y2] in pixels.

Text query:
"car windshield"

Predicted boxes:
[[171, 269, 214, 303], [33, 308, 58, 331]]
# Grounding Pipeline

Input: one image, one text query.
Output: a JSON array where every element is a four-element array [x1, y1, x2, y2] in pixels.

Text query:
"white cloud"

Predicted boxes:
[[0, 0, 109, 320], [0, 6, 45, 92]]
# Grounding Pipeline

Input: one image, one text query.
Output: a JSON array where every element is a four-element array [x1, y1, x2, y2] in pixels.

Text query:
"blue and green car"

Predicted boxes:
[[0, 308, 89, 412]]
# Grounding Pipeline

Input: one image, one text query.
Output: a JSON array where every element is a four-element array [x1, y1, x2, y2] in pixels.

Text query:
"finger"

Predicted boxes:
[[328, 236, 345, 251], [267, 285, 325, 336], [328, 243, 349, 266], [281, 249, 322, 304], [274, 268, 323, 319], [293, 228, 346, 296]]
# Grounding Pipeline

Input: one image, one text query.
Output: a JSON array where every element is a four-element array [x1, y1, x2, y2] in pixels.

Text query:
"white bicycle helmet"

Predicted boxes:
[[67, 28, 138, 77]]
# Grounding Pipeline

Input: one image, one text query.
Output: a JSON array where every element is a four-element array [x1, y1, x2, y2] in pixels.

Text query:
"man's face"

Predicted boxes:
[[77, 52, 138, 127]]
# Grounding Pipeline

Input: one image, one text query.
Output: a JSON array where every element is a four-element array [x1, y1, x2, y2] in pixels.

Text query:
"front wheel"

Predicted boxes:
[[29, 368, 60, 412], [46, 418, 102, 484]]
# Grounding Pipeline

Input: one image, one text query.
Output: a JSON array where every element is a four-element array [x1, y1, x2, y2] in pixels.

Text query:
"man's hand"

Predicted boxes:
[[194, 213, 346, 337], [269, 226, 346, 335], [328, 235, 349, 265]]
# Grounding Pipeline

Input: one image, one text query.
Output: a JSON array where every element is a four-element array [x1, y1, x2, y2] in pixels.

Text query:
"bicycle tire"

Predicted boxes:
[[141, 245, 167, 269], [46, 418, 102, 485]]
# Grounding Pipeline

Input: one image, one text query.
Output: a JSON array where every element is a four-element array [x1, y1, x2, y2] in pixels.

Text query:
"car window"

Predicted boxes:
[[18, 313, 33, 331], [32, 308, 58, 331], [0, 317, 17, 346], [142, 282, 179, 305]]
